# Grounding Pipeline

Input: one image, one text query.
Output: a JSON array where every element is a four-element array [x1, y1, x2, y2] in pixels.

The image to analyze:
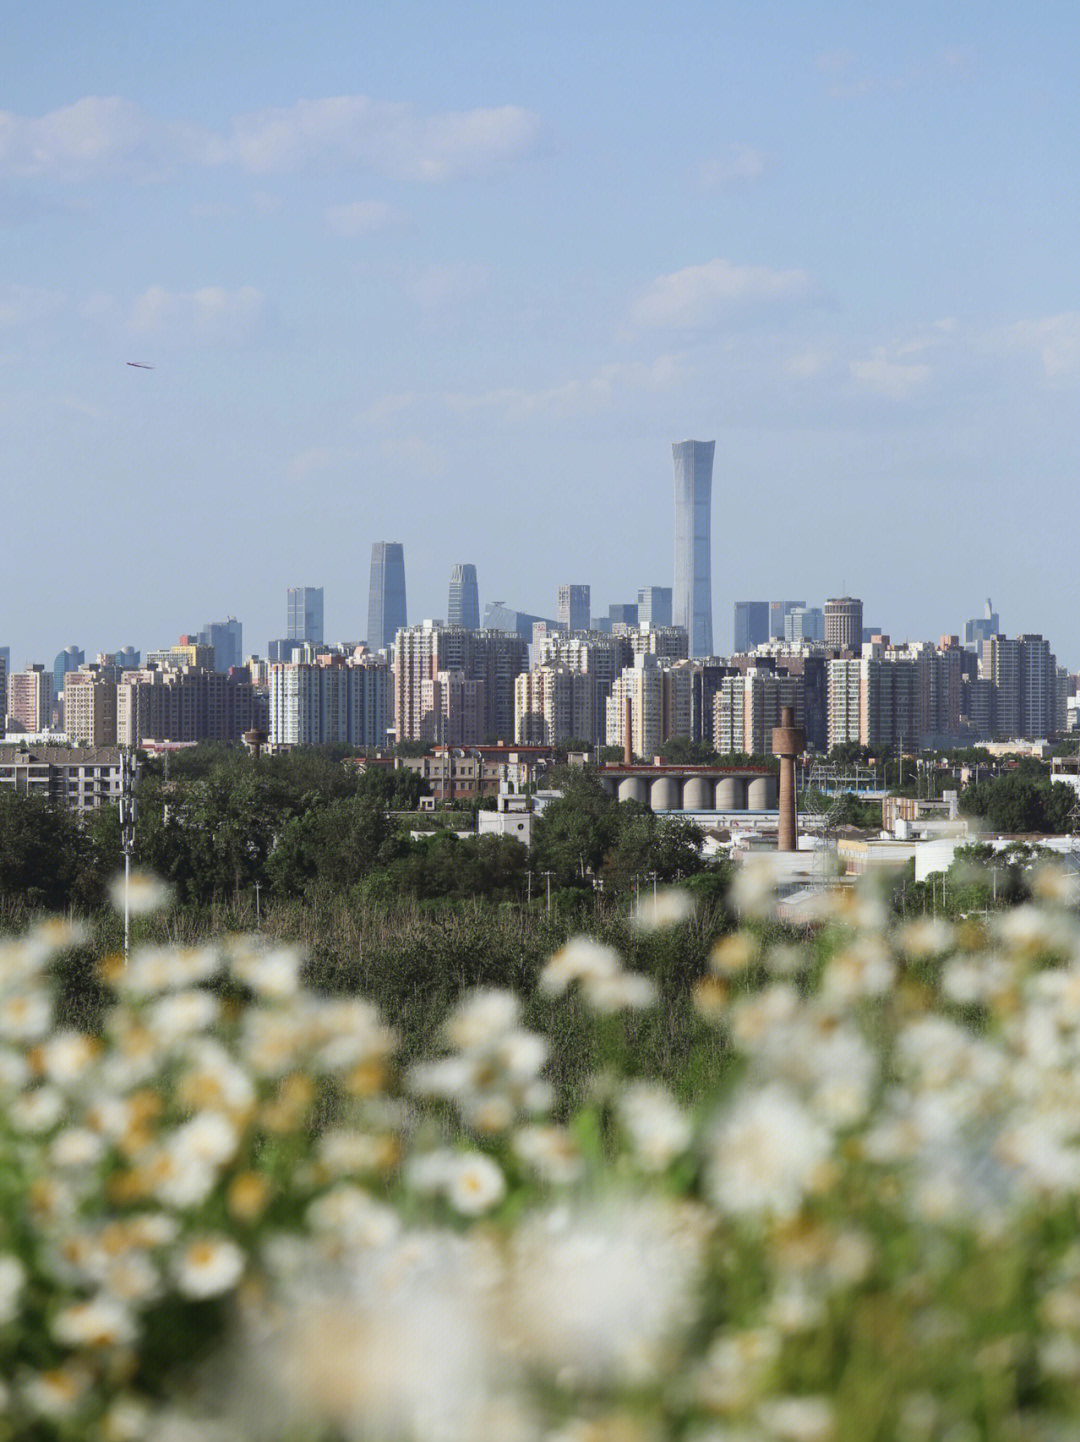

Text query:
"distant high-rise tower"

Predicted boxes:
[[557, 585, 591, 633], [638, 587, 673, 629], [368, 543, 407, 650], [448, 564, 480, 630], [287, 588, 324, 645], [824, 597, 863, 651], [734, 602, 770, 653], [200, 617, 243, 672], [672, 440, 715, 657]]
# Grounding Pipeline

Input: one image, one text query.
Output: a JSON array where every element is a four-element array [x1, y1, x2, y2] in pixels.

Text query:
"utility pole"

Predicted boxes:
[[542, 871, 554, 914], [119, 750, 139, 963], [526, 870, 533, 905]]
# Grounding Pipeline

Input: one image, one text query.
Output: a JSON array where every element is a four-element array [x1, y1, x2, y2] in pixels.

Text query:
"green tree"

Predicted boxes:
[[0, 789, 78, 910]]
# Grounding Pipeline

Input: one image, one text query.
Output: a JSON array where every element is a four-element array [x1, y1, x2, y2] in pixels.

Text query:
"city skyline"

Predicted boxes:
[[4, 4, 1080, 663]]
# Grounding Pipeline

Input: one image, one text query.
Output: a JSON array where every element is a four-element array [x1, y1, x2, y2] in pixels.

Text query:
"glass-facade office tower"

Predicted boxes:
[[672, 440, 715, 657], [638, 587, 673, 629], [368, 543, 408, 650], [448, 564, 480, 630], [199, 617, 243, 672], [734, 602, 769, 653], [287, 588, 324, 645], [557, 584, 590, 633]]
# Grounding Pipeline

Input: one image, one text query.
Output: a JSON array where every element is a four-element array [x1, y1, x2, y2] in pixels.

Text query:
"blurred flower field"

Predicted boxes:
[[3, 866, 1080, 1440]]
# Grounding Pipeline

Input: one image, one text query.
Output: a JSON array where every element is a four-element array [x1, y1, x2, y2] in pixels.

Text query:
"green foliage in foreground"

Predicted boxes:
[[4, 863, 1080, 1439]]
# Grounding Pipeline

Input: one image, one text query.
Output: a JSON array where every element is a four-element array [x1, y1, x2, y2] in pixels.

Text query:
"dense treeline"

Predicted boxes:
[[0, 747, 726, 918], [960, 767, 1075, 834]]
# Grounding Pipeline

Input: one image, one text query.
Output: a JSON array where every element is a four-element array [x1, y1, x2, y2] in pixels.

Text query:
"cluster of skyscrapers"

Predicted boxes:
[[4, 438, 1078, 764]]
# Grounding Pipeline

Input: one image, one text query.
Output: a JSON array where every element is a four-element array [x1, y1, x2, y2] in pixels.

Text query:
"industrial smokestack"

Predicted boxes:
[[771, 703, 805, 853]]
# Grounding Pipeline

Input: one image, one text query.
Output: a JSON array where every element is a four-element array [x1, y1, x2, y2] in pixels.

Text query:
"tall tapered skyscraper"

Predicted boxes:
[[672, 440, 714, 657], [368, 543, 408, 650], [448, 563, 480, 630]]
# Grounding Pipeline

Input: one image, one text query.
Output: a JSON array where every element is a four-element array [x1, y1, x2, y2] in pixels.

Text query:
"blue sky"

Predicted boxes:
[[3, 1, 1079, 666]]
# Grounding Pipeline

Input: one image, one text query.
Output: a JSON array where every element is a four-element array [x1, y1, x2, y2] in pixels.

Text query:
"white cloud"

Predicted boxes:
[[359, 392, 416, 425], [380, 434, 442, 474], [0, 95, 544, 184], [634, 258, 819, 331], [849, 352, 930, 400], [127, 285, 267, 345], [445, 353, 687, 422], [325, 200, 403, 236], [699, 144, 768, 189], [1002, 314, 1080, 380], [406, 262, 489, 309], [0, 284, 65, 327], [0, 96, 204, 181]]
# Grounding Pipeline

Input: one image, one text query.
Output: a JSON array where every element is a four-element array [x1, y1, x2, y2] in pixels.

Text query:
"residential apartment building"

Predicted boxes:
[[393, 624, 527, 744], [0, 746, 123, 811], [118, 667, 255, 745], [630, 625, 690, 663], [268, 653, 391, 748], [515, 665, 596, 746], [606, 655, 693, 761], [64, 665, 120, 746], [713, 669, 805, 757], [8, 665, 53, 734]]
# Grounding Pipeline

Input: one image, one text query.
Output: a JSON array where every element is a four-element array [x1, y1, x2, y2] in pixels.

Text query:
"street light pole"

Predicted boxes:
[[119, 750, 139, 964]]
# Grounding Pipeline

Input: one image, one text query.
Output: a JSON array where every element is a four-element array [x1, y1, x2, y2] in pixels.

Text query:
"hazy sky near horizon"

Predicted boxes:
[[4, 1, 1080, 667]]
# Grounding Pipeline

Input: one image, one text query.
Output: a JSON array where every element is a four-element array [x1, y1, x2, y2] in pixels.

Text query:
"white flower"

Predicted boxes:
[[306, 1184, 401, 1247], [170, 1112, 240, 1168], [757, 1395, 836, 1442], [617, 1081, 692, 1171], [101, 1251, 163, 1304], [896, 917, 955, 959], [822, 935, 895, 1001], [51, 1295, 138, 1348], [0, 1255, 25, 1325], [0, 990, 53, 1043], [149, 1149, 219, 1211], [583, 970, 657, 1013], [632, 887, 695, 932], [173, 1236, 245, 1299], [147, 989, 221, 1042], [444, 988, 521, 1050], [730, 856, 779, 919], [101, 1396, 152, 1442], [513, 1125, 585, 1185], [49, 1127, 108, 1170], [37, 1031, 99, 1087], [243, 1230, 512, 1442], [317, 1129, 397, 1178], [229, 941, 303, 1000], [506, 1196, 710, 1387], [22, 1363, 93, 1419], [108, 870, 172, 916], [8, 1085, 66, 1133], [403, 1149, 460, 1195], [706, 1082, 834, 1221], [540, 937, 622, 996], [28, 918, 90, 954], [446, 1154, 506, 1216], [120, 945, 220, 998], [691, 1326, 781, 1413]]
